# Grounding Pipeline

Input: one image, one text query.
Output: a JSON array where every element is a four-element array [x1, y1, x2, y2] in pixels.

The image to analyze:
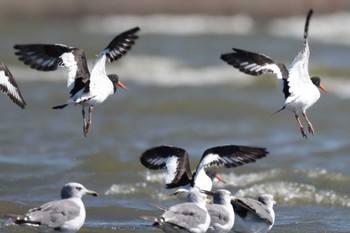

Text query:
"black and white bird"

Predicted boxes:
[[202, 189, 235, 233], [0, 61, 26, 109], [142, 188, 211, 233], [13, 27, 140, 136], [140, 145, 268, 192], [220, 9, 327, 139], [10, 182, 98, 233], [231, 194, 276, 233]]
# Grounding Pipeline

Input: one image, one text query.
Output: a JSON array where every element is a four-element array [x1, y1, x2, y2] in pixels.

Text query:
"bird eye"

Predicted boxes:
[[76, 187, 82, 191]]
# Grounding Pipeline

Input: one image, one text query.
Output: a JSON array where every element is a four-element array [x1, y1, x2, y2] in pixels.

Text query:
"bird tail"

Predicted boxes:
[[140, 216, 162, 228], [271, 106, 286, 115], [52, 104, 68, 109], [149, 203, 168, 211], [14, 218, 40, 226], [3, 214, 39, 226], [140, 215, 157, 222]]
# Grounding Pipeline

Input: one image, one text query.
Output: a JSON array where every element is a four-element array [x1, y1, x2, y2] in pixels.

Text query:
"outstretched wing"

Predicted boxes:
[[221, 48, 288, 79], [0, 61, 26, 108], [104, 27, 140, 63], [90, 27, 140, 85], [287, 9, 314, 99], [13, 44, 90, 97], [195, 145, 268, 172], [140, 145, 193, 188]]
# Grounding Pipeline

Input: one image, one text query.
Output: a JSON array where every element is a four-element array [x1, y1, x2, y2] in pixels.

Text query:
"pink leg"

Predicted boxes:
[[295, 114, 307, 139], [82, 108, 88, 137], [302, 111, 314, 136], [85, 106, 93, 136]]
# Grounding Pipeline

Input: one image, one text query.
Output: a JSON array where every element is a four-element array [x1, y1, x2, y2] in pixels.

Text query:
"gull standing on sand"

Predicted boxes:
[[231, 194, 276, 233], [13, 27, 140, 136], [140, 145, 268, 192], [221, 9, 327, 139], [12, 182, 98, 233]]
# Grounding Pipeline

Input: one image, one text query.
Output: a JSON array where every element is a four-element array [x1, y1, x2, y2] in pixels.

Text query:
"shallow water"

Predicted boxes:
[[0, 12, 349, 233]]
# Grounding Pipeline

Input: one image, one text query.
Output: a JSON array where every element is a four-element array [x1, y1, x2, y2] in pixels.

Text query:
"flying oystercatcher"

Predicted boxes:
[[220, 10, 327, 139], [14, 27, 140, 136]]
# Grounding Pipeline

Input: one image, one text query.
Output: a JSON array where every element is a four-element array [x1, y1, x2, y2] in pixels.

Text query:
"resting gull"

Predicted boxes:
[[231, 194, 276, 233], [203, 189, 235, 233], [142, 188, 211, 233], [11, 182, 98, 233]]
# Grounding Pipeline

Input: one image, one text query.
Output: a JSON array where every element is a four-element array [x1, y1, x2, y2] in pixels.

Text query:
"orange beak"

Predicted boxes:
[[319, 84, 328, 93], [215, 174, 226, 184], [117, 81, 128, 91]]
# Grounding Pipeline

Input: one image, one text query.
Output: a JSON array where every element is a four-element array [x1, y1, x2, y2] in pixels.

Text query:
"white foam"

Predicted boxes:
[[82, 12, 350, 46], [236, 181, 350, 207], [82, 14, 254, 35], [107, 55, 255, 86], [222, 169, 280, 187], [269, 11, 350, 45], [105, 184, 136, 195]]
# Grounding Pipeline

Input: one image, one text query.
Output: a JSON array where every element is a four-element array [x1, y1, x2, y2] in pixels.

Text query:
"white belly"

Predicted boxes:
[[284, 85, 320, 115]]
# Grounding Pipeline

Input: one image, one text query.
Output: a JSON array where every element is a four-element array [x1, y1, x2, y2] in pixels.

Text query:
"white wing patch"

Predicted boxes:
[[60, 52, 78, 91], [0, 71, 17, 95], [287, 42, 312, 97], [0, 70, 25, 108], [90, 51, 108, 85], [197, 153, 221, 171], [142, 155, 180, 184], [263, 64, 285, 79], [165, 156, 179, 184], [238, 62, 285, 79]]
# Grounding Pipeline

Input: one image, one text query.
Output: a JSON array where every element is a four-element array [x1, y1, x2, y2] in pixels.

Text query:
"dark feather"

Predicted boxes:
[[105, 27, 140, 62]]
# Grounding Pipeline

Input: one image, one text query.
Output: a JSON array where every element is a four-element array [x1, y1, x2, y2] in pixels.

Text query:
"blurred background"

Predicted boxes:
[[0, 0, 349, 17], [0, 1, 349, 233]]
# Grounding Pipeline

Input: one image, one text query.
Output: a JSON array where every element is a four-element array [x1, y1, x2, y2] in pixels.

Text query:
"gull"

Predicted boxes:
[[12, 182, 98, 233], [13, 27, 140, 136], [142, 188, 211, 233], [220, 9, 327, 138], [231, 194, 276, 233], [0, 61, 26, 109], [202, 189, 235, 233], [140, 145, 268, 192]]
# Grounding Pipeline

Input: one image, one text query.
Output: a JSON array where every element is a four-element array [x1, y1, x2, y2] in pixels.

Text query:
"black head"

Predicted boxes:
[[107, 74, 128, 93], [311, 76, 328, 93], [311, 76, 320, 86], [205, 170, 226, 184]]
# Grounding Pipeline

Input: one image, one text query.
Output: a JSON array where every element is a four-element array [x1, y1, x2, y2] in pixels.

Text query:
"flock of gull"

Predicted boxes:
[[0, 8, 328, 233]]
